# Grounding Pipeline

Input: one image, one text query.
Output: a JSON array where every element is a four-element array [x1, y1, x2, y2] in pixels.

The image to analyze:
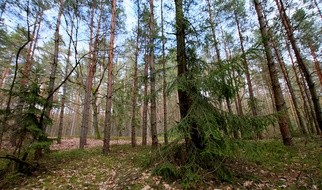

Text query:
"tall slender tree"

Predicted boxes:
[[161, 0, 168, 145], [274, 0, 322, 133], [253, 0, 292, 145], [103, 0, 116, 155], [57, 13, 75, 144], [149, 0, 158, 147], [131, 0, 140, 147], [80, 1, 97, 149]]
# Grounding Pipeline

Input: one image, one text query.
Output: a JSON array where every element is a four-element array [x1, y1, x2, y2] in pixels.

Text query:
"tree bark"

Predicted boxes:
[[174, 0, 204, 149], [142, 49, 149, 146], [103, 0, 116, 155], [161, 0, 168, 145], [272, 41, 308, 135], [149, 0, 158, 147], [308, 42, 322, 87], [36, 0, 64, 159], [80, 1, 97, 149], [274, 0, 322, 133], [131, 0, 140, 147], [21, 11, 42, 86], [57, 14, 74, 144], [253, 0, 292, 145]]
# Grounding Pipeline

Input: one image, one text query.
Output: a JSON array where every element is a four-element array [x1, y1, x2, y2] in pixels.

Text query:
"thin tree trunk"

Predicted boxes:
[[253, 0, 292, 145], [91, 2, 103, 140], [131, 0, 140, 147], [206, 0, 221, 63], [149, 0, 158, 147], [272, 41, 308, 135], [301, 71, 319, 134], [311, 0, 322, 19], [21, 11, 41, 86], [142, 49, 149, 146], [103, 0, 116, 155], [57, 16, 74, 144], [36, 0, 64, 159], [92, 95, 101, 139], [233, 11, 262, 139], [274, 0, 322, 133], [308, 42, 322, 87], [80, 1, 96, 148], [234, 11, 257, 117], [161, 0, 168, 145]]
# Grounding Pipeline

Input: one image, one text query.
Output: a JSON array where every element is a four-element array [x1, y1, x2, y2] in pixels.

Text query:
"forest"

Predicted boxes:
[[0, 0, 321, 189]]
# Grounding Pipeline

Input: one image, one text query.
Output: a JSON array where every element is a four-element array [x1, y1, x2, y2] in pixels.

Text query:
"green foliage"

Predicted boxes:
[[151, 34, 279, 188], [153, 162, 179, 181]]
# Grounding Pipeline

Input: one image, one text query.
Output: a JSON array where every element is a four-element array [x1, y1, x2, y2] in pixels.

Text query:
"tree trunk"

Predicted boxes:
[[131, 0, 140, 147], [91, 2, 103, 140], [287, 43, 315, 134], [161, 0, 168, 145], [21, 11, 42, 86], [272, 41, 308, 135], [274, 0, 322, 133], [35, 0, 64, 159], [80, 1, 96, 149], [174, 0, 204, 149], [253, 0, 292, 145], [308, 42, 322, 87], [142, 50, 149, 146], [103, 0, 116, 155], [57, 15, 74, 144], [149, 0, 158, 147], [92, 94, 101, 139]]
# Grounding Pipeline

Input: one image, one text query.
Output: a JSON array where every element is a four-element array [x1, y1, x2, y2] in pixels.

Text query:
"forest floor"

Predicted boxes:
[[1, 137, 321, 189]]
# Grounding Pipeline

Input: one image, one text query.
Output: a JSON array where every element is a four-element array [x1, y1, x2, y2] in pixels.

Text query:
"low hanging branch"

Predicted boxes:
[[0, 154, 38, 175]]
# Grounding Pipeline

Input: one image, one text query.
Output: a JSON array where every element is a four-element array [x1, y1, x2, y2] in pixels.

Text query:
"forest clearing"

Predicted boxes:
[[1, 137, 321, 189], [0, 0, 321, 189]]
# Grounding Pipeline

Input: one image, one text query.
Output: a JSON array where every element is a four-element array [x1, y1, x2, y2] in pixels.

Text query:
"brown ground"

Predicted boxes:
[[50, 138, 131, 151]]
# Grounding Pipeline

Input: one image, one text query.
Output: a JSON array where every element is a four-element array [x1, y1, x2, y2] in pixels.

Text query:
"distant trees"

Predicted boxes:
[[0, 0, 321, 161]]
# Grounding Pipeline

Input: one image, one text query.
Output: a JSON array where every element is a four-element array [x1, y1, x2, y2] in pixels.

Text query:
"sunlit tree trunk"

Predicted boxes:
[[308, 43, 322, 87], [103, 0, 116, 155], [274, 0, 322, 133], [21, 11, 42, 86], [149, 0, 158, 147], [80, 1, 97, 148], [253, 0, 292, 145]]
